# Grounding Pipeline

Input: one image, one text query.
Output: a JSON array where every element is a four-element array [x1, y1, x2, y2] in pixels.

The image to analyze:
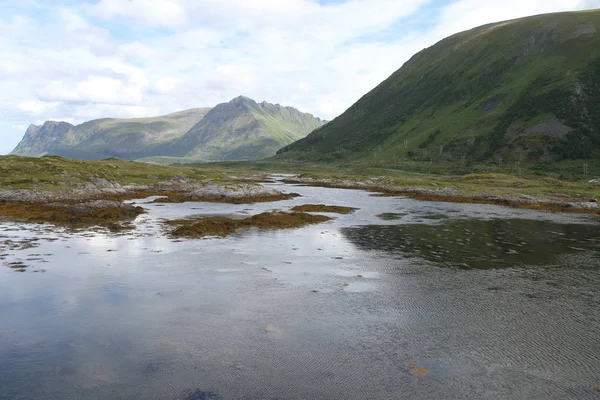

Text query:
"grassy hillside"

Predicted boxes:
[[278, 10, 600, 167]]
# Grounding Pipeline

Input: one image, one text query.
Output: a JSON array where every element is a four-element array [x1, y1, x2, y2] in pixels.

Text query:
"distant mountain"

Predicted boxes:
[[278, 10, 600, 164], [11, 108, 210, 160], [11, 96, 324, 162], [156, 96, 324, 161]]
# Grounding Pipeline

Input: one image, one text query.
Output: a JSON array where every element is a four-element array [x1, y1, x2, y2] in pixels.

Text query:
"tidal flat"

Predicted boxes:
[[0, 177, 599, 399]]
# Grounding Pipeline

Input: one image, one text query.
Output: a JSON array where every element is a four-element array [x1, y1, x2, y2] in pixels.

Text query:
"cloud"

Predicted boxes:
[[38, 77, 144, 105], [1, 0, 600, 155], [153, 77, 179, 94], [18, 100, 58, 116], [84, 0, 187, 28], [578, 0, 600, 8]]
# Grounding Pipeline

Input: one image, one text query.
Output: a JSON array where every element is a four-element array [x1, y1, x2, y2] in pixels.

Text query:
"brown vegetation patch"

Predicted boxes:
[[168, 212, 333, 238], [0, 201, 144, 227], [153, 192, 300, 205], [291, 204, 357, 214]]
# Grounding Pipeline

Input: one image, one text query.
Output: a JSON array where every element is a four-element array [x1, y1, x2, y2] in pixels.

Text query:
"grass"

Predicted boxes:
[[0, 155, 230, 191], [186, 160, 600, 202]]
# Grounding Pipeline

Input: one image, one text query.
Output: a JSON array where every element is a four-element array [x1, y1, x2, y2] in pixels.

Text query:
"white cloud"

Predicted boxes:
[[18, 100, 58, 115], [38, 76, 144, 105], [84, 0, 186, 28], [1, 0, 599, 155], [0, 59, 20, 75]]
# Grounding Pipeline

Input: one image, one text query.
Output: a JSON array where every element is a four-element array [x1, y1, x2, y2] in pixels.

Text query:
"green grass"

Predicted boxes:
[[2, 153, 598, 205], [0, 155, 229, 191], [188, 159, 600, 200]]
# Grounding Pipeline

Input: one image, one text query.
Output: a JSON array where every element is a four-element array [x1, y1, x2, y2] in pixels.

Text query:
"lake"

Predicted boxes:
[[1, 177, 599, 399]]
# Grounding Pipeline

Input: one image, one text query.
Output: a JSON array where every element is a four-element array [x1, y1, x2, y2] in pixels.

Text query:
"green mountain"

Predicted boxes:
[[152, 96, 324, 162], [278, 10, 600, 165], [11, 96, 323, 162]]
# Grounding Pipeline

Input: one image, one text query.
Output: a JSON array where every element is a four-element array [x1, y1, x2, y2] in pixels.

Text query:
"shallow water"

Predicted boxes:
[[1, 178, 599, 399]]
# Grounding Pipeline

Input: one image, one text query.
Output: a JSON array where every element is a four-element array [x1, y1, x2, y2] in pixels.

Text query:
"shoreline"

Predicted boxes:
[[0, 180, 297, 226], [281, 177, 600, 216], [0, 172, 598, 227]]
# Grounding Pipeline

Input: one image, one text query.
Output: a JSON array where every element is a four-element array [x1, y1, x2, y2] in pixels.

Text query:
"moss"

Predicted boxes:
[[0, 201, 145, 227], [168, 212, 333, 238], [291, 204, 357, 214], [153, 192, 299, 205]]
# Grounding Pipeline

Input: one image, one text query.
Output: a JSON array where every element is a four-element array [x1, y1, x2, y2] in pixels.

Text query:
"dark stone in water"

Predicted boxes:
[[175, 390, 224, 400]]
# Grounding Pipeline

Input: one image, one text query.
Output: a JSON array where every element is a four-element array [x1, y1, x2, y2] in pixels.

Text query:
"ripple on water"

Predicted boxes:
[[342, 218, 600, 269]]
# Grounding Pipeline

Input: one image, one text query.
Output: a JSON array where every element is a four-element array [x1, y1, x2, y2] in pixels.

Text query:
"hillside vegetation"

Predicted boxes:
[[278, 10, 600, 168]]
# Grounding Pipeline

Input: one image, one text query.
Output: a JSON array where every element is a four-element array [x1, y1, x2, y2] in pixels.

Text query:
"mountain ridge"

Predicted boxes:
[[11, 97, 323, 162]]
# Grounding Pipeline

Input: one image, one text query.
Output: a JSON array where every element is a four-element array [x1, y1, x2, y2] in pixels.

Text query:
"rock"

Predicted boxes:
[[190, 183, 285, 201], [579, 202, 598, 211], [89, 176, 114, 188], [519, 194, 538, 203], [435, 187, 459, 196], [85, 200, 123, 210]]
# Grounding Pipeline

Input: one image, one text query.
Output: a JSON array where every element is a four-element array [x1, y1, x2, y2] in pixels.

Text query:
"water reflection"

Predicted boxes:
[[342, 219, 600, 268]]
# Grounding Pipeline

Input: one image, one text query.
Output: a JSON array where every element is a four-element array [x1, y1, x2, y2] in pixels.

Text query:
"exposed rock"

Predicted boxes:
[[90, 176, 114, 188]]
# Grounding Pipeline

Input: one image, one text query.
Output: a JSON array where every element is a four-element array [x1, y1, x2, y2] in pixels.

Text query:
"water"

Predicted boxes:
[[1, 179, 599, 399]]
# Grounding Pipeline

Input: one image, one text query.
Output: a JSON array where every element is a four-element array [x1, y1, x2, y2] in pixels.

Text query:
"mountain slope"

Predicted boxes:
[[278, 10, 600, 164], [12, 122, 75, 157], [11, 108, 210, 160], [157, 96, 324, 161]]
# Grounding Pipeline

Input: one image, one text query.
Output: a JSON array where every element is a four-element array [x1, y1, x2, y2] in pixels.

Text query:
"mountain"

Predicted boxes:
[[11, 108, 210, 160], [278, 10, 600, 164], [11, 96, 324, 162], [156, 96, 324, 162]]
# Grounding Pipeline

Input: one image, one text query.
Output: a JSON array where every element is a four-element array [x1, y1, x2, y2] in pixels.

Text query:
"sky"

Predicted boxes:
[[1, 0, 599, 154]]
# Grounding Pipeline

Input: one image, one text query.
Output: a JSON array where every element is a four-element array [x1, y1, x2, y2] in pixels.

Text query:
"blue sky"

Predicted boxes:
[[1, 0, 599, 154]]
